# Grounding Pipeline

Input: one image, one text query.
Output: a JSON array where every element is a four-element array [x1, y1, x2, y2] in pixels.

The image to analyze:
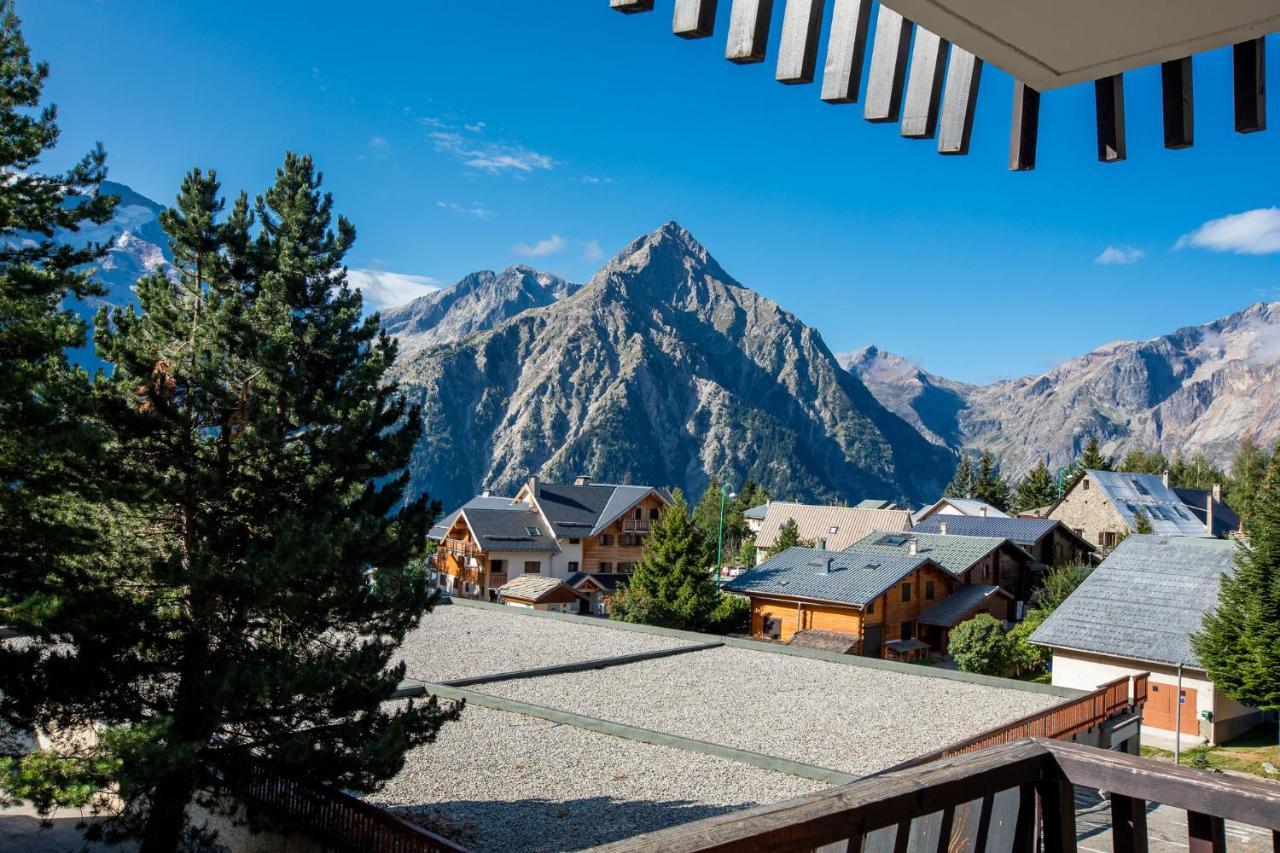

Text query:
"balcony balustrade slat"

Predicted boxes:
[[1037, 777, 1077, 853], [1187, 811, 1227, 853], [1110, 795, 1148, 853], [1010, 784, 1038, 853]]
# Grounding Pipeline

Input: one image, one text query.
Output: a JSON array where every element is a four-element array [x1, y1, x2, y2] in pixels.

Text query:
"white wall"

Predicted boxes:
[[549, 540, 583, 579], [1049, 649, 1258, 745], [488, 550, 554, 582]]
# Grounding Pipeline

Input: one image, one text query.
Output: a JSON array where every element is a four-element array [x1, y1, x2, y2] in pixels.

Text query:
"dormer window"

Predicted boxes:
[[828, 526, 838, 534], [525, 526, 540, 536]]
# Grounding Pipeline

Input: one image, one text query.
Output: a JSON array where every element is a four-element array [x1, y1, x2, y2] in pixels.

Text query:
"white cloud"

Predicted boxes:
[[425, 117, 554, 176], [574, 175, 614, 185], [582, 239, 604, 262], [368, 136, 389, 151], [1176, 207, 1280, 255], [347, 268, 441, 310], [437, 200, 494, 220], [513, 234, 566, 258], [1094, 245, 1145, 265]]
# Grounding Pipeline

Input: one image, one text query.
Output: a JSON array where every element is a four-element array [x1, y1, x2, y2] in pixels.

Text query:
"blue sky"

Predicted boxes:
[[26, 0, 1280, 383]]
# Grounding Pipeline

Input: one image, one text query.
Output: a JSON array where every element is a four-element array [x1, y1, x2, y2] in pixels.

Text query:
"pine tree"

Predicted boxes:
[[1079, 436, 1112, 472], [1193, 451, 1280, 741], [0, 1, 117, 628], [973, 451, 1012, 512], [767, 517, 814, 557], [0, 158, 461, 850], [611, 489, 719, 631], [691, 477, 727, 552], [1116, 448, 1168, 475], [1132, 509, 1154, 534], [1168, 453, 1226, 491], [1013, 461, 1058, 513], [944, 456, 976, 499], [1229, 438, 1272, 531]]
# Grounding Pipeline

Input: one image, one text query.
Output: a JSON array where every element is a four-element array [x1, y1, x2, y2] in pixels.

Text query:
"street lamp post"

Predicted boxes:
[[716, 484, 737, 578]]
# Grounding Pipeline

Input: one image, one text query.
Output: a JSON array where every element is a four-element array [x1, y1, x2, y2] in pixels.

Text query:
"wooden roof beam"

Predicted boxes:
[[610, 0, 655, 13], [820, 0, 872, 103], [938, 48, 982, 154], [1009, 82, 1040, 171], [901, 26, 949, 138], [726, 0, 774, 63], [1234, 36, 1266, 133], [1095, 74, 1126, 163], [674, 0, 718, 38], [1161, 57, 1194, 149], [864, 6, 912, 122], [776, 0, 826, 84]]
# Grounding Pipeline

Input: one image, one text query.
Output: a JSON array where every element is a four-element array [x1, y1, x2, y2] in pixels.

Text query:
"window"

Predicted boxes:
[[982, 564, 991, 579], [568, 561, 579, 572], [600, 561, 613, 571], [1073, 528, 1084, 537], [1133, 479, 1150, 496], [569, 537, 580, 544], [901, 621, 913, 640], [901, 583, 912, 603], [828, 526, 839, 534], [600, 534, 613, 547], [490, 559, 506, 574], [925, 581, 935, 600], [649, 507, 659, 520], [524, 561, 541, 574], [525, 526, 540, 536], [617, 561, 635, 572], [866, 599, 875, 615], [622, 534, 642, 547], [1083, 479, 1091, 490], [1103, 532, 1119, 548], [634, 507, 643, 519]]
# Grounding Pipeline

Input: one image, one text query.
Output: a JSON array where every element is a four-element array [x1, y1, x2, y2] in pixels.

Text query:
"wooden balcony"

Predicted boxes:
[[620, 519, 652, 533], [594, 737, 1280, 853]]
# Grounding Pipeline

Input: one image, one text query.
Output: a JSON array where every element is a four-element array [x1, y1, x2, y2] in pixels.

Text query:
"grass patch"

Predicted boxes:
[[1141, 735, 1280, 780]]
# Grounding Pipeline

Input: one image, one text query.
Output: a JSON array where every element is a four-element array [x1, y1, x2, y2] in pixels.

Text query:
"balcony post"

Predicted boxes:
[[1036, 776, 1077, 853], [1110, 794, 1148, 853], [1187, 811, 1226, 853]]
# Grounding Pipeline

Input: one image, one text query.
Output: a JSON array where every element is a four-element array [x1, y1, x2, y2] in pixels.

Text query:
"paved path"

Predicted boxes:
[[0, 805, 135, 853], [1073, 787, 1274, 853]]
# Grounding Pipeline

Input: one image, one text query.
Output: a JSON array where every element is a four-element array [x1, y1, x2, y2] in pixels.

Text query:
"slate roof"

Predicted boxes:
[[1083, 470, 1209, 538], [855, 499, 903, 510], [428, 495, 521, 540], [460, 508, 558, 553], [534, 483, 672, 538], [911, 514, 1079, 550], [497, 574, 576, 603], [755, 502, 913, 552], [566, 572, 633, 593], [742, 503, 769, 520], [788, 629, 859, 654], [1030, 535, 1237, 668], [1172, 487, 1241, 538], [917, 584, 1010, 627], [917, 498, 1012, 520], [724, 547, 929, 607], [845, 531, 1031, 578]]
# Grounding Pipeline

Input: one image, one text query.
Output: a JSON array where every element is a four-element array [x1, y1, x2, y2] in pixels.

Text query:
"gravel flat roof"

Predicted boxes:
[[477, 646, 1061, 776], [396, 603, 696, 682], [371, 705, 824, 852]]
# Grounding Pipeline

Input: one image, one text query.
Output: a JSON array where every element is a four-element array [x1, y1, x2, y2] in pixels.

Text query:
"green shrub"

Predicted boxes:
[[948, 614, 1015, 675]]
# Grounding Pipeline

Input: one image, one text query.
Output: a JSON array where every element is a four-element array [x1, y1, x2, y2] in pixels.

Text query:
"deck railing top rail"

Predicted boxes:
[[592, 737, 1280, 853]]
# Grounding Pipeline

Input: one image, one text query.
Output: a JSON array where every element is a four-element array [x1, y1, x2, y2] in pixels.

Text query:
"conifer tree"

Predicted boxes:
[[1117, 448, 1169, 475], [1193, 451, 1280, 743], [944, 456, 976, 499], [0, 1, 117, 625], [1168, 453, 1226, 491], [611, 489, 719, 630], [1013, 461, 1057, 513], [0, 158, 460, 850], [767, 517, 814, 557], [691, 476, 726, 549], [1229, 438, 1272, 531], [1078, 436, 1112, 472], [973, 451, 1012, 512]]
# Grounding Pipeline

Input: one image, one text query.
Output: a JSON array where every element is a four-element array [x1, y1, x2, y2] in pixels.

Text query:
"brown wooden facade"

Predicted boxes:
[[434, 514, 511, 601], [579, 493, 667, 573]]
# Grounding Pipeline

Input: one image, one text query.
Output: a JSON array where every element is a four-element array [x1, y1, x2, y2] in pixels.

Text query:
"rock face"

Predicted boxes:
[[380, 266, 580, 358], [845, 302, 1280, 477], [393, 222, 955, 511]]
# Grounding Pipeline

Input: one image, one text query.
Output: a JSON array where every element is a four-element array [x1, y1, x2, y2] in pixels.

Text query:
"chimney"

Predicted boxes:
[[527, 475, 540, 498], [908, 539, 919, 557], [979, 505, 988, 518], [1162, 471, 1170, 487], [939, 522, 948, 536], [824, 557, 834, 575], [575, 475, 592, 486], [482, 489, 492, 498], [1206, 493, 1215, 537], [1212, 483, 1222, 503]]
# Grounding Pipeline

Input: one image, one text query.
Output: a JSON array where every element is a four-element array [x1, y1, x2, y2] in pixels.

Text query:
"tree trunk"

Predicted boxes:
[[139, 768, 196, 853]]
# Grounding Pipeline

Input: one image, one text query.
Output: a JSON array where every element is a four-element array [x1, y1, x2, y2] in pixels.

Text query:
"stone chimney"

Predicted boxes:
[[979, 505, 988, 518], [1212, 483, 1222, 502], [1162, 471, 1170, 487], [939, 522, 948, 536], [908, 539, 919, 557], [575, 475, 592, 486], [1206, 493, 1215, 537]]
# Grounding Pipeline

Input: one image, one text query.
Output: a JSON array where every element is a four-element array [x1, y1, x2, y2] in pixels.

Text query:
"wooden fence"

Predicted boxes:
[[227, 759, 467, 853]]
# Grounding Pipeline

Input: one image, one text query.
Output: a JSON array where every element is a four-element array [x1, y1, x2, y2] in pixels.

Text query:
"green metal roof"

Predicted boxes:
[[845, 531, 1029, 578]]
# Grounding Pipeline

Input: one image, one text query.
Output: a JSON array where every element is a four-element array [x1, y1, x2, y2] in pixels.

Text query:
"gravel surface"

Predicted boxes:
[[370, 705, 824, 852], [479, 647, 1061, 776], [397, 603, 697, 683]]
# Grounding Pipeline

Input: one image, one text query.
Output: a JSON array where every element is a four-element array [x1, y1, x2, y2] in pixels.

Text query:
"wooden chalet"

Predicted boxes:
[[911, 515, 1094, 568], [496, 575, 583, 613], [566, 571, 633, 616], [725, 546, 958, 657], [428, 477, 672, 600], [609, 0, 1274, 168], [752, 500, 912, 564]]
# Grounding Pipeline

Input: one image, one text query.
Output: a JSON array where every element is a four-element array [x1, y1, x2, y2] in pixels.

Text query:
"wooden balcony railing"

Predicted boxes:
[[225, 758, 467, 853], [594, 737, 1280, 853], [621, 519, 652, 533], [439, 538, 482, 557]]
